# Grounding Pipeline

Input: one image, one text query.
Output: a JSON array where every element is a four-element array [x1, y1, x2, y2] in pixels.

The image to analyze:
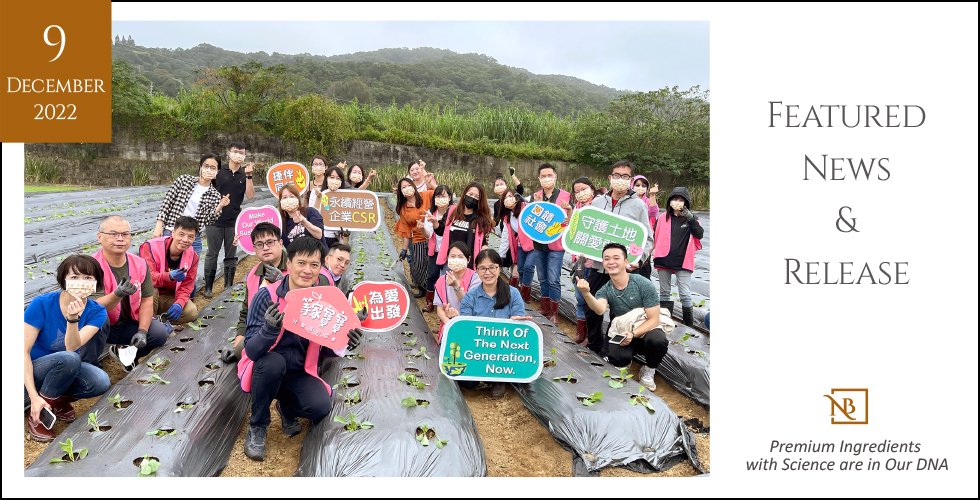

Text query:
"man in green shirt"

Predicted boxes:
[[577, 243, 668, 391]]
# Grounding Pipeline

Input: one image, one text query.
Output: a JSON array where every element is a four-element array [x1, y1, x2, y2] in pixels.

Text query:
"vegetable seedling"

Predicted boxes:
[[333, 412, 374, 432], [408, 346, 431, 359], [629, 386, 657, 413], [576, 391, 603, 407], [146, 356, 170, 372], [401, 397, 430, 408], [49, 438, 88, 463], [398, 372, 428, 390], [343, 390, 361, 406], [137, 454, 160, 476]]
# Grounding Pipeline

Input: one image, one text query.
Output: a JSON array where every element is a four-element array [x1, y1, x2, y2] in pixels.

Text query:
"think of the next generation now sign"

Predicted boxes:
[[438, 317, 543, 383]]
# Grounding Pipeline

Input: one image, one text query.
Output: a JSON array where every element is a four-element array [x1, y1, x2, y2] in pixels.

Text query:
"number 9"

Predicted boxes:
[[44, 25, 66, 63]]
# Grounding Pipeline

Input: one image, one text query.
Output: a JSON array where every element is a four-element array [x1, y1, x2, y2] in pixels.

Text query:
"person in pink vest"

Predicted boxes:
[[432, 242, 481, 343], [139, 216, 200, 326], [653, 187, 704, 326], [496, 188, 534, 301], [435, 181, 494, 271], [421, 185, 454, 313], [80, 216, 170, 372], [238, 237, 363, 461], [528, 163, 572, 324], [570, 177, 598, 344]]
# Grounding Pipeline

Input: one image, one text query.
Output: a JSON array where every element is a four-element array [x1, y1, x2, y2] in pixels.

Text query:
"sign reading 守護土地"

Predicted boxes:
[[561, 206, 648, 264], [320, 189, 382, 232], [438, 317, 543, 383], [518, 201, 566, 244]]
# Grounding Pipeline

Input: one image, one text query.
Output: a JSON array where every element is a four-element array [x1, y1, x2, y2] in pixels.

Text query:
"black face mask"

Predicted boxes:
[[464, 197, 479, 209]]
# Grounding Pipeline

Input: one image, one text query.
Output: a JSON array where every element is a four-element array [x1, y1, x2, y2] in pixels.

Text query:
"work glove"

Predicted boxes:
[[131, 329, 148, 350], [218, 346, 238, 363], [261, 263, 283, 283], [264, 303, 284, 330], [169, 268, 187, 282], [113, 277, 139, 298], [398, 249, 408, 261], [347, 328, 364, 351], [166, 303, 183, 321], [680, 207, 695, 222]]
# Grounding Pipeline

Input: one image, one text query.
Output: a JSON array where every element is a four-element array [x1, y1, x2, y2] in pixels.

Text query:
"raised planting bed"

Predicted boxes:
[[25, 286, 249, 477], [294, 216, 486, 477]]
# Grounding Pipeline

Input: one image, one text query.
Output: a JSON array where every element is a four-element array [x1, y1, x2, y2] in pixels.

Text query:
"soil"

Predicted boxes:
[[24, 205, 711, 477]]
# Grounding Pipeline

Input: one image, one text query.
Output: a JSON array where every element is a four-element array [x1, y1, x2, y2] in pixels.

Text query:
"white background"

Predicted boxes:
[[3, 3, 977, 497]]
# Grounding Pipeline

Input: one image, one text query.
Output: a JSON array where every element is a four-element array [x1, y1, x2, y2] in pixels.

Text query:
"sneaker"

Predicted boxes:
[[275, 401, 302, 438], [244, 425, 268, 461], [108, 345, 138, 372], [638, 366, 657, 392]]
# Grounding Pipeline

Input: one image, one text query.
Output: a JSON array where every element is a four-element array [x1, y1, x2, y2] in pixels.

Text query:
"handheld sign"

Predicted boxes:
[[321, 189, 382, 232], [283, 286, 360, 352], [518, 201, 566, 244], [561, 206, 648, 264], [266, 162, 309, 197], [235, 205, 283, 255], [348, 281, 410, 332], [438, 317, 543, 383]]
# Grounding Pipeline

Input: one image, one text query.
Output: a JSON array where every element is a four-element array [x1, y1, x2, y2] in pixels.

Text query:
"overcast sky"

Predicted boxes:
[[112, 21, 708, 93]]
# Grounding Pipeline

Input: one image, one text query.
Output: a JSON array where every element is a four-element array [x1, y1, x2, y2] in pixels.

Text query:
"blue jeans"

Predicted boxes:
[[518, 246, 534, 286], [30, 351, 110, 399], [574, 267, 593, 320], [530, 249, 564, 301]]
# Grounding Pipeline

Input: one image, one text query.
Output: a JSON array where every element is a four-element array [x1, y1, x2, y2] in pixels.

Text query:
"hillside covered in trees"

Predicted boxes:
[[112, 41, 623, 115]]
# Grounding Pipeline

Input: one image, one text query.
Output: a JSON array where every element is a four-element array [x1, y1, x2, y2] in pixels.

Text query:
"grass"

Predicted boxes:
[[25, 184, 90, 193], [24, 158, 62, 184]]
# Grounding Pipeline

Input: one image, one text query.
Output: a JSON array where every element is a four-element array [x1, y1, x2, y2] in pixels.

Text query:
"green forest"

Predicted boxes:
[[111, 41, 709, 181]]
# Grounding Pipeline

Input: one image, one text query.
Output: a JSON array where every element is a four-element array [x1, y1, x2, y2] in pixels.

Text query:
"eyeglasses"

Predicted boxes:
[[477, 265, 499, 274], [254, 239, 279, 249], [609, 173, 632, 180], [100, 231, 132, 240], [333, 257, 351, 265]]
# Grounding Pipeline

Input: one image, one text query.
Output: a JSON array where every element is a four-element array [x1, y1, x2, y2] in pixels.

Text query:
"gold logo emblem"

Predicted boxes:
[[824, 388, 868, 424]]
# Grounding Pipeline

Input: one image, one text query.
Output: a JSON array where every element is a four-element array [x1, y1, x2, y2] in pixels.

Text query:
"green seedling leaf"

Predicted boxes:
[[602, 370, 611, 378], [87, 411, 100, 431], [344, 390, 361, 405], [608, 379, 624, 389], [138, 455, 160, 476], [147, 374, 170, 385], [403, 338, 418, 347], [344, 352, 366, 360], [78, 448, 89, 460], [435, 438, 449, 449], [146, 428, 176, 437], [186, 321, 203, 331], [146, 356, 170, 372]]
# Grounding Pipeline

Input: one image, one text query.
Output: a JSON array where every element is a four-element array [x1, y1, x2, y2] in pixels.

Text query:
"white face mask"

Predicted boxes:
[[402, 186, 416, 197], [199, 167, 218, 181], [670, 199, 685, 211], [610, 178, 630, 192], [66, 278, 97, 300], [493, 184, 507, 195], [311, 165, 326, 176], [540, 177, 556, 189], [434, 196, 450, 208], [280, 197, 300, 211], [634, 185, 647, 195], [229, 152, 246, 164], [575, 188, 593, 203], [349, 173, 363, 183], [327, 178, 342, 190], [447, 257, 468, 272], [503, 196, 516, 208]]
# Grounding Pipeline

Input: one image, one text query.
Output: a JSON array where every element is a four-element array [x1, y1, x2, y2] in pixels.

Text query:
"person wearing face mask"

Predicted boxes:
[[395, 177, 434, 300], [153, 153, 223, 254], [496, 188, 534, 301], [24, 255, 111, 442], [278, 184, 325, 249], [631, 175, 660, 232], [347, 163, 377, 191], [569, 177, 598, 344], [529, 163, 572, 324], [407, 159, 437, 193], [203, 141, 256, 298], [315, 165, 350, 249], [491, 168, 525, 231], [582, 160, 656, 355], [304, 156, 331, 210], [432, 242, 481, 342], [653, 187, 704, 326], [435, 182, 494, 272], [139, 216, 201, 326], [422, 185, 454, 312]]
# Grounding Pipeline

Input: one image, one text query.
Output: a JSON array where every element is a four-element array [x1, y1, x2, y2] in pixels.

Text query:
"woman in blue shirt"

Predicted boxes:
[[24, 255, 111, 442], [458, 249, 530, 397]]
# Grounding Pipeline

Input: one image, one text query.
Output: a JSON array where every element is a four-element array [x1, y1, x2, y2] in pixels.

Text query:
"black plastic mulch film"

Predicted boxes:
[[26, 286, 250, 477], [295, 217, 487, 476]]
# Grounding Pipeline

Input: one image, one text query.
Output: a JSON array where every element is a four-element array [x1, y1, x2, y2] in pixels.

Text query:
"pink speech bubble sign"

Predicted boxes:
[[235, 205, 283, 255], [283, 286, 361, 352]]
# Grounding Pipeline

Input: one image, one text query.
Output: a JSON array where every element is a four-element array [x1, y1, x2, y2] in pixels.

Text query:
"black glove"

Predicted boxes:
[[509, 166, 516, 176], [131, 329, 148, 349], [264, 303, 284, 330], [356, 306, 368, 322], [338, 227, 351, 239], [347, 328, 364, 351], [218, 347, 238, 363], [261, 263, 283, 283], [680, 207, 694, 222], [113, 277, 139, 298], [399, 249, 408, 261]]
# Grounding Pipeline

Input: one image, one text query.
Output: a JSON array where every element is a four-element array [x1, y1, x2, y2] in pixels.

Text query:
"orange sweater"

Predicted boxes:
[[395, 190, 433, 243]]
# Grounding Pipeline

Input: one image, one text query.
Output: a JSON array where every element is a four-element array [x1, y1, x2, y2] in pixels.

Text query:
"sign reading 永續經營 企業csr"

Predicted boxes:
[[438, 317, 542, 383]]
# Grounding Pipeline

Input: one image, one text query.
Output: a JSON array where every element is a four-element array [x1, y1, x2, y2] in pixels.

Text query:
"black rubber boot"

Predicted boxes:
[[660, 301, 674, 317], [203, 270, 216, 298], [224, 266, 236, 289], [682, 306, 694, 327]]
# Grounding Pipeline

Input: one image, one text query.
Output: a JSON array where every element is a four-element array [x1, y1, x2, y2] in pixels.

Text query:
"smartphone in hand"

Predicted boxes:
[[608, 333, 626, 344], [39, 406, 56, 430]]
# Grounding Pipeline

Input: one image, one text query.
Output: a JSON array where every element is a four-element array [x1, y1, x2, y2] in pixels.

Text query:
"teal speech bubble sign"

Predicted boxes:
[[438, 317, 543, 383]]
